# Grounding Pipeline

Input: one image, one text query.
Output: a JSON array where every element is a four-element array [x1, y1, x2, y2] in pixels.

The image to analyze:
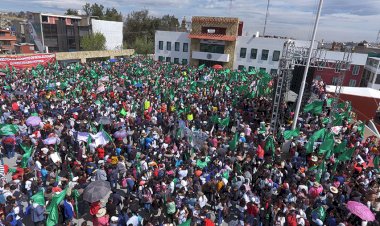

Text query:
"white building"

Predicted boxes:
[[154, 31, 191, 65], [91, 19, 123, 50], [363, 57, 380, 89], [154, 16, 313, 74]]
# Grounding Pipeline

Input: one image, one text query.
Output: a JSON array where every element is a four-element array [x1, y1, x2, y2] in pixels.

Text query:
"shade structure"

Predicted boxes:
[[26, 116, 42, 126], [212, 64, 223, 70], [114, 130, 127, 138], [83, 180, 112, 203], [346, 201, 376, 221]]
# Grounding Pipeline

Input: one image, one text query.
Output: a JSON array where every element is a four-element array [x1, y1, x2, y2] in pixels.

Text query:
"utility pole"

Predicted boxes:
[[292, 0, 324, 130], [263, 0, 270, 36]]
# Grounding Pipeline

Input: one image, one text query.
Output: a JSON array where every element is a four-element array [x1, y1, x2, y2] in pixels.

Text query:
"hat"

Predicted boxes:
[[197, 191, 204, 196], [72, 177, 79, 182], [96, 208, 107, 218], [311, 156, 318, 162], [111, 216, 119, 222], [313, 182, 320, 188], [41, 148, 49, 154], [240, 132, 245, 137], [329, 186, 338, 194]]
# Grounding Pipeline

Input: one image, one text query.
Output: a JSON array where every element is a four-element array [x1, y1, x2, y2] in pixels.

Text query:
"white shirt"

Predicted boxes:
[[198, 195, 208, 208]]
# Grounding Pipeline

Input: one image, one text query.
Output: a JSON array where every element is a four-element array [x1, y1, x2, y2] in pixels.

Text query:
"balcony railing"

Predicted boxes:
[[192, 51, 230, 62]]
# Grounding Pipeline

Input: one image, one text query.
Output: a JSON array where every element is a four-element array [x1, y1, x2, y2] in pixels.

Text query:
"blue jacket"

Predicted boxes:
[[63, 200, 74, 220], [31, 204, 45, 223]]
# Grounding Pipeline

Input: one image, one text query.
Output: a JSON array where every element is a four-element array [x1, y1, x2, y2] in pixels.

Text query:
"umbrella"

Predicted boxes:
[[97, 116, 112, 125], [135, 83, 143, 88], [26, 116, 42, 126], [346, 201, 376, 221], [109, 58, 118, 63], [83, 180, 112, 203], [114, 130, 127, 139], [115, 86, 126, 92], [212, 64, 223, 70]]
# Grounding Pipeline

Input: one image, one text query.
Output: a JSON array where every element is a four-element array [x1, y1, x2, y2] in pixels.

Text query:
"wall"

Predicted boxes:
[[155, 31, 190, 64], [314, 64, 364, 87], [234, 36, 285, 73], [91, 19, 123, 50]]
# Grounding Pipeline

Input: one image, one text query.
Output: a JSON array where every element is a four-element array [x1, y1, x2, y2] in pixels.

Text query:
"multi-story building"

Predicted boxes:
[[312, 51, 367, 87], [361, 57, 380, 89], [16, 12, 123, 53], [0, 28, 17, 54], [154, 16, 311, 74]]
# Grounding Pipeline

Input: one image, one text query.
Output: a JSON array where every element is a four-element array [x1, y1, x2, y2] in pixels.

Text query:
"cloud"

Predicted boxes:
[[1, 0, 379, 41]]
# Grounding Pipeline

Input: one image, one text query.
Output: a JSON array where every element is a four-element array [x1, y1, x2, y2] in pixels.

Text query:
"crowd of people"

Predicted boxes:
[[0, 57, 379, 226]]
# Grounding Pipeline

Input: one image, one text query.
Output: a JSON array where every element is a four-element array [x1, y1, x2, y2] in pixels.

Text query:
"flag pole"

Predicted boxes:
[[292, 0, 324, 130]]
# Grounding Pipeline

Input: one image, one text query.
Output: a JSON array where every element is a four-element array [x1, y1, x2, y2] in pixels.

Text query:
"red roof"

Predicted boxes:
[[189, 33, 236, 41]]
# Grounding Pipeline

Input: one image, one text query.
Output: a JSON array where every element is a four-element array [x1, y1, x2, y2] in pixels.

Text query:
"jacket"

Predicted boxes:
[[31, 204, 45, 223], [63, 200, 74, 220]]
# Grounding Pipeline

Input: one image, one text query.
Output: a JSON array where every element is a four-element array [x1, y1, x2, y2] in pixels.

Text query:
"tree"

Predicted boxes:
[[80, 32, 106, 51], [159, 15, 180, 31], [65, 9, 79, 16], [78, 3, 122, 21], [133, 36, 154, 55]]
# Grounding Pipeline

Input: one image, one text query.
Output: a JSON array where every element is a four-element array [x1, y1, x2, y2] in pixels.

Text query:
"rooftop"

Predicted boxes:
[[192, 16, 239, 24], [326, 85, 380, 99], [40, 13, 82, 20]]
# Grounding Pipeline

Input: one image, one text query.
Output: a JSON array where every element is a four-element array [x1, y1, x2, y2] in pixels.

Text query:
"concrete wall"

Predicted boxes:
[[91, 19, 123, 50], [154, 31, 190, 64], [0, 49, 135, 63]]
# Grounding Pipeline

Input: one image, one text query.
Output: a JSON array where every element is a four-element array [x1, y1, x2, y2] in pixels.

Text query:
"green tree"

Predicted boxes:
[[133, 36, 154, 55], [79, 3, 122, 22], [159, 15, 180, 31], [80, 32, 106, 51], [82, 3, 92, 15], [65, 9, 79, 15], [91, 3, 104, 18], [104, 7, 123, 21]]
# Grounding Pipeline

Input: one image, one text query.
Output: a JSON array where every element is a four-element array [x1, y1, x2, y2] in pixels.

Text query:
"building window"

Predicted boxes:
[[332, 77, 340, 85], [182, 59, 188, 65], [335, 63, 341, 73], [41, 16, 48, 23], [166, 57, 171, 62], [259, 67, 266, 72], [240, 48, 247, 58], [158, 56, 164, 62], [349, 79, 357, 87], [317, 61, 325, 71], [166, 42, 171, 51], [175, 42, 180, 51], [0, 32, 5, 36], [352, 65, 360, 75], [250, 48, 257, 59], [261, 50, 269, 60], [238, 65, 245, 71], [272, 50, 280, 61], [375, 74, 380, 84], [248, 66, 255, 72], [174, 58, 179, 64], [158, 41, 163, 50], [270, 69, 277, 75], [183, 43, 188, 52]]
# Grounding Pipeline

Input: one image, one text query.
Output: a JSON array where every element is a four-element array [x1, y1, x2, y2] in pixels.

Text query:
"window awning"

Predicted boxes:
[[188, 33, 236, 41]]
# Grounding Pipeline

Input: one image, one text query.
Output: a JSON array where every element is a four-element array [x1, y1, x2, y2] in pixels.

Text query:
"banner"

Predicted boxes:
[[0, 54, 56, 70]]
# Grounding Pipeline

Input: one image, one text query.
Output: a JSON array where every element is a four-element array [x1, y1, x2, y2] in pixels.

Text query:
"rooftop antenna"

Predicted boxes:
[[263, 0, 270, 36]]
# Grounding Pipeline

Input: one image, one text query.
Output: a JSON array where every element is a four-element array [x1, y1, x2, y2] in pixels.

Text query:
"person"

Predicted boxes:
[[93, 208, 110, 226], [30, 202, 45, 226], [63, 196, 75, 225]]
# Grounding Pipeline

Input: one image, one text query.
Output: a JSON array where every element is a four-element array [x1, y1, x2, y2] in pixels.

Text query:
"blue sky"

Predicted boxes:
[[2, 0, 379, 42]]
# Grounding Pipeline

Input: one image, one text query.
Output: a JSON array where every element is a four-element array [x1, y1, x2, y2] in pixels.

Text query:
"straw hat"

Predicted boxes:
[[96, 208, 107, 218], [329, 186, 338, 194], [313, 182, 320, 188], [311, 156, 318, 162]]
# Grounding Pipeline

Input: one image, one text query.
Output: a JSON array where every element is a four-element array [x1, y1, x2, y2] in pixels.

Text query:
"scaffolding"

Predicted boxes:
[[270, 40, 352, 134]]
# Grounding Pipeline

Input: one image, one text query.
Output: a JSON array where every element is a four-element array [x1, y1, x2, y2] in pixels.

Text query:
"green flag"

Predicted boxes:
[[318, 139, 334, 155], [374, 156, 379, 169], [315, 161, 326, 182], [305, 139, 315, 154], [218, 117, 230, 127], [283, 129, 300, 140], [357, 122, 365, 136], [229, 133, 239, 151], [20, 144, 33, 168], [31, 190, 45, 206], [46, 189, 67, 226], [312, 206, 326, 221], [264, 135, 275, 155], [310, 128, 326, 141], [198, 64, 205, 70], [120, 108, 127, 116], [178, 219, 191, 226], [337, 147, 355, 162], [0, 124, 19, 136], [333, 140, 347, 154], [304, 101, 323, 114]]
